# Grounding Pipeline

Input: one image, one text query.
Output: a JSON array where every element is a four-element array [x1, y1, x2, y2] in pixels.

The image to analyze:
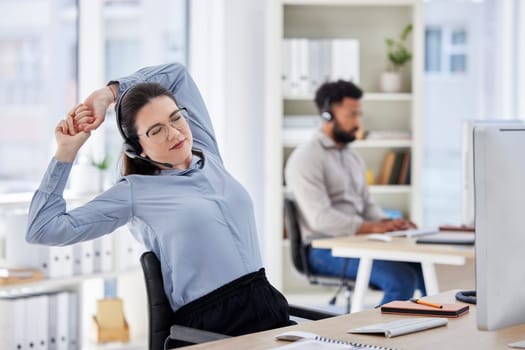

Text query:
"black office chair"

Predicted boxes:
[[140, 251, 229, 349], [140, 251, 336, 349], [283, 197, 354, 313]]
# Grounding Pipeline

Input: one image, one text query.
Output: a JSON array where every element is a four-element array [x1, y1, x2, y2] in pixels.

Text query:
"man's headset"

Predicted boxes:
[[115, 86, 174, 168], [320, 97, 333, 121]]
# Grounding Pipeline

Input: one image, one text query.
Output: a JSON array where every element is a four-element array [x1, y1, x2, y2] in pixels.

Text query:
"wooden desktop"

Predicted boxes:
[[182, 290, 525, 350]]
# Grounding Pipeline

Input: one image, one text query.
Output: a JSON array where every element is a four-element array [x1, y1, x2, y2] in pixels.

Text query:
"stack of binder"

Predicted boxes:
[[0, 291, 78, 350], [4, 211, 147, 278], [282, 38, 360, 97]]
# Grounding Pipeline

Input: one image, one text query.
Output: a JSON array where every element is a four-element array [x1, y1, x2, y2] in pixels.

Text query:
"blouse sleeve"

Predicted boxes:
[[112, 63, 222, 161], [26, 158, 133, 246]]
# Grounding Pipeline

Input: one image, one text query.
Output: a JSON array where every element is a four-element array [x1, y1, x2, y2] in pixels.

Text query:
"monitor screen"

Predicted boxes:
[[461, 119, 524, 226], [474, 124, 525, 331]]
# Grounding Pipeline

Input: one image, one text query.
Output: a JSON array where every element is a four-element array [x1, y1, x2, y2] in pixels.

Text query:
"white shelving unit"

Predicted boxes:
[[0, 195, 148, 350], [277, 0, 423, 219], [264, 0, 423, 289], [0, 268, 141, 298], [0, 270, 146, 349]]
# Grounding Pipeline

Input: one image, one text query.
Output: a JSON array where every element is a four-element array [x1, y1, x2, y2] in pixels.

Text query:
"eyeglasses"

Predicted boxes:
[[136, 107, 188, 144]]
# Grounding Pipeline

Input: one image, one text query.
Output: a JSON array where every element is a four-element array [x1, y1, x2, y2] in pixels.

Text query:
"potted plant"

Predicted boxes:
[[381, 23, 413, 93]]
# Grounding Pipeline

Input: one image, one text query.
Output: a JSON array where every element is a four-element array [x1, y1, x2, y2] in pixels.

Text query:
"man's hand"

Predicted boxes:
[[77, 84, 118, 132], [357, 219, 415, 234], [54, 104, 92, 162]]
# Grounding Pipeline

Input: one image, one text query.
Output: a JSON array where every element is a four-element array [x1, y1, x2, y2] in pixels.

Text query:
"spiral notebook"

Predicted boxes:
[[274, 330, 399, 350]]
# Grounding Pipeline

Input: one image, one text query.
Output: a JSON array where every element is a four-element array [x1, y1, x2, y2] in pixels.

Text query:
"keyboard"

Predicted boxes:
[[349, 317, 448, 338], [385, 228, 439, 238]]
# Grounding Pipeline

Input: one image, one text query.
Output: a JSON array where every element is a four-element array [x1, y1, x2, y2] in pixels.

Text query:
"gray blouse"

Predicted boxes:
[[285, 131, 386, 244]]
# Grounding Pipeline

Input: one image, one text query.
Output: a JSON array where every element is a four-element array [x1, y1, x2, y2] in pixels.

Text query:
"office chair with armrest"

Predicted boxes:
[[284, 197, 354, 313], [140, 251, 336, 349], [140, 251, 230, 349]]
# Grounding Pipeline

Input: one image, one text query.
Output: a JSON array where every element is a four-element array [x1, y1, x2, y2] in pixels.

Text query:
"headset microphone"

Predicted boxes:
[[129, 154, 174, 168], [122, 143, 173, 168]]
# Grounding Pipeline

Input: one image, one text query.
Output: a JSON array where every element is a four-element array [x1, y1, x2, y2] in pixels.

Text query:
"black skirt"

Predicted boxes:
[[173, 268, 292, 336]]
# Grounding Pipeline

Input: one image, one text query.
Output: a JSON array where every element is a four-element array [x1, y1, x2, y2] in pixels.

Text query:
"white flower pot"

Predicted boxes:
[[380, 71, 402, 93]]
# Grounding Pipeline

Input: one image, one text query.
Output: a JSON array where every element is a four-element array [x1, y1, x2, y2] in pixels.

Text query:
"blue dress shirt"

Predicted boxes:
[[26, 63, 263, 311]]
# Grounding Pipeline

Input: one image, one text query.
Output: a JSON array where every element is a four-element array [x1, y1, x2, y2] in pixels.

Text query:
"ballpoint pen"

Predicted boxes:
[[410, 298, 443, 309]]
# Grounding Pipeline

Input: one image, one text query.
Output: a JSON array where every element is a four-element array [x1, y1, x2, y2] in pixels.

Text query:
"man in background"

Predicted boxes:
[[284, 80, 425, 304]]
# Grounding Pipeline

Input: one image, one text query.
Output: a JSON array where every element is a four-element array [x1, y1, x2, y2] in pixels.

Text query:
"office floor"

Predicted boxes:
[[283, 264, 474, 317], [281, 240, 475, 316]]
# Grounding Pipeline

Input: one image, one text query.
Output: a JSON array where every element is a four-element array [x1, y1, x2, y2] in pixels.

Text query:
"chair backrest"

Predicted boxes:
[[283, 198, 311, 276], [140, 251, 177, 350]]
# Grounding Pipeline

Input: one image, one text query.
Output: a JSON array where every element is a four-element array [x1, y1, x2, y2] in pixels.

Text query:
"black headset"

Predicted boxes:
[[115, 87, 140, 155], [320, 97, 333, 121], [115, 86, 174, 168]]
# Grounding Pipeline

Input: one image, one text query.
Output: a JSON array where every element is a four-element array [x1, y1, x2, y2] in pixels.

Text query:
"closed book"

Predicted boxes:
[[388, 152, 405, 185], [381, 300, 469, 318], [404, 155, 411, 185], [438, 224, 475, 232], [378, 151, 396, 185], [398, 152, 411, 185]]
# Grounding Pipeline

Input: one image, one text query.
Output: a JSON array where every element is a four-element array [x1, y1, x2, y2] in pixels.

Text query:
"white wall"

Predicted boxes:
[[189, 0, 282, 287], [424, 1, 484, 154], [482, 0, 524, 120], [422, 1, 484, 226], [423, 0, 525, 226]]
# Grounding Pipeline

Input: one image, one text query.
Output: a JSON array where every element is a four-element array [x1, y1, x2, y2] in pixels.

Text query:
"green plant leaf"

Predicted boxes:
[[401, 24, 413, 41], [91, 155, 111, 170], [384, 23, 413, 69]]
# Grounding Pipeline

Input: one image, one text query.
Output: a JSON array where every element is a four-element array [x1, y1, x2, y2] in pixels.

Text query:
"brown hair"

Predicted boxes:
[[117, 82, 177, 176]]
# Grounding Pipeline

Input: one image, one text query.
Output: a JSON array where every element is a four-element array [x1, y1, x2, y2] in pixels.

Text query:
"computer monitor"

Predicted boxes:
[[461, 119, 524, 226], [473, 124, 525, 331]]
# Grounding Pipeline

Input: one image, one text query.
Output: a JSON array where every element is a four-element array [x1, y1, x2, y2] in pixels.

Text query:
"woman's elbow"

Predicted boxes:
[[26, 222, 55, 245], [25, 227, 43, 244]]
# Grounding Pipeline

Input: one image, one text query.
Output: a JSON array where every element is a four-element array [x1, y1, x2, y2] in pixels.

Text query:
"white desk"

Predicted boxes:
[[311, 235, 474, 312]]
